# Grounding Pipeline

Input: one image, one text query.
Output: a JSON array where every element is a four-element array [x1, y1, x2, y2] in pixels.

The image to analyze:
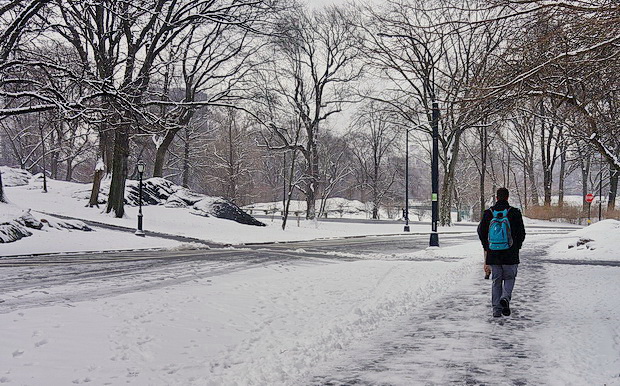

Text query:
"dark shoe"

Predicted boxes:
[[493, 310, 502, 317], [500, 298, 511, 316]]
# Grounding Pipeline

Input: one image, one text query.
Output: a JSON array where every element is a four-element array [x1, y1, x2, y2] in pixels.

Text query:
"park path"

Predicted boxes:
[[312, 247, 554, 385]]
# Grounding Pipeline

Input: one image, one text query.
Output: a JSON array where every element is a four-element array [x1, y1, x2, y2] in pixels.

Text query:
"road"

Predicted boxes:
[[0, 225, 574, 315]]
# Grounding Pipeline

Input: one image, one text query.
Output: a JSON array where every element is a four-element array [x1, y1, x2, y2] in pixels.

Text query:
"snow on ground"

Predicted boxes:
[[4, 177, 479, 249], [548, 219, 620, 260], [243, 198, 395, 220], [538, 263, 620, 384], [0, 214, 183, 256], [2, 232, 619, 385], [0, 241, 482, 385], [1, 200, 184, 256]]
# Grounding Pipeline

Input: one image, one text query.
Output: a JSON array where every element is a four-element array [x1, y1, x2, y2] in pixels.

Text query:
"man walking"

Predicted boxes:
[[477, 187, 526, 317]]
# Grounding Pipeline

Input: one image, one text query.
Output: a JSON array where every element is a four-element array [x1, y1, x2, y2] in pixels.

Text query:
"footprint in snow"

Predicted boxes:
[[12, 350, 24, 358], [35, 339, 48, 348]]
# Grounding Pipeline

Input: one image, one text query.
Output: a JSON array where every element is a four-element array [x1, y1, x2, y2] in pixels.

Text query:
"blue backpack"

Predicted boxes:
[[488, 208, 513, 250]]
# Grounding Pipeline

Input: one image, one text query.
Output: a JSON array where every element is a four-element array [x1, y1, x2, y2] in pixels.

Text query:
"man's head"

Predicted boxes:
[[497, 187, 509, 201]]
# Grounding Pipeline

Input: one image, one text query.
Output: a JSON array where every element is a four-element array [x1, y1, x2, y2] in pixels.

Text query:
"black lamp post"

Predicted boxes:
[[429, 102, 440, 247], [135, 160, 146, 237], [404, 128, 410, 232], [377, 32, 439, 246], [599, 152, 603, 222]]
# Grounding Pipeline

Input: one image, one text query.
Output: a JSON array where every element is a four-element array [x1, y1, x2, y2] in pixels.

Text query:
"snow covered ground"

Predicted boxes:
[[548, 219, 620, 261], [0, 240, 479, 385], [1, 229, 619, 385], [2, 168, 617, 385], [2, 173, 481, 253]]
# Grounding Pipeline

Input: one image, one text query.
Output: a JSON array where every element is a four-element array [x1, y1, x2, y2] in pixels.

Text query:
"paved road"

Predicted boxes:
[[0, 226, 577, 314], [0, 247, 352, 314]]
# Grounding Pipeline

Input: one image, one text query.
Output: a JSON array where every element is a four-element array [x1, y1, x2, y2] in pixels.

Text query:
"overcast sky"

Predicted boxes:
[[305, 0, 351, 8]]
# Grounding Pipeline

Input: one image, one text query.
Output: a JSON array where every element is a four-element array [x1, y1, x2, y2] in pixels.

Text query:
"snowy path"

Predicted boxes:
[[312, 246, 620, 385]]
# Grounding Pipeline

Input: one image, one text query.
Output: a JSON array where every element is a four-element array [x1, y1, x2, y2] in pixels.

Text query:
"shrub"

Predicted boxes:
[[525, 205, 585, 224]]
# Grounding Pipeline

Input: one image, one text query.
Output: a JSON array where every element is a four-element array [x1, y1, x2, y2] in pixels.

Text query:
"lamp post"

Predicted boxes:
[[404, 128, 410, 232], [598, 152, 603, 222], [429, 102, 440, 247], [135, 160, 146, 237], [377, 31, 439, 246]]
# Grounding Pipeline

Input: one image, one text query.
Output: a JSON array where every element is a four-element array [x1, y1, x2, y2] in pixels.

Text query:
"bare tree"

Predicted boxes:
[[361, 0, 509, 225], [149, 11, 263, 178], [52, 0, 274, 217], [349, 102, 399, 219], [208, 108, 255, 204], [253, 4, 362, 219]]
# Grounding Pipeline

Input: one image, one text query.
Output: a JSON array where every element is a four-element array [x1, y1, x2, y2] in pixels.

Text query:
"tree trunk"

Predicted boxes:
[[106, 125, 130, 218], [282, 149, 299, 230], [540, 101, 553, 207], [454, 186, 462, 222], [527, 160, 539, 206], [440, 131, 462, 226], [153, 128, 180, 178], [558, 147, 567, 208], [88, 168, 104, 207], [478, 127, 487, 220], [182, 129, 190, 188], [227, 119, 237, 202], [609, 166, 618, 212], [371, 163, 379, 220], [305, 135, 319, 220], [65, 159, 73, 181], [580, 154, 590, 212], [0, 171, 6, 203], [306, 179, 317, 220], [440, 169, 454, 226], [101, 125, 114, 172], [89, 117, 113, 205]]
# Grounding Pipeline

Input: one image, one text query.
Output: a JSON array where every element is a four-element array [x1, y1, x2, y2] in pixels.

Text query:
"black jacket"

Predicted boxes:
[[477, 200, 526, 265]]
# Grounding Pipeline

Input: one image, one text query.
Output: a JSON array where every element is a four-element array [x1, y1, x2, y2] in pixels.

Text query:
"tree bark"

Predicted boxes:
[[88, 168, 104, 208], [182, 128, 190, 188], [527, 160, 539, 206], [579, 151, 590, 212], [305, 132, 319, 220], [0, 171, 6, 203], [558, 145, 567, 208], [106, 124, 130, 217], [440, 130, 463, 226], [65, 158, 73, 181], [609, 165, 618, 212], [153, 128, 180, 178], [89, 116, 113, 206], [479, 127, 487, 220]]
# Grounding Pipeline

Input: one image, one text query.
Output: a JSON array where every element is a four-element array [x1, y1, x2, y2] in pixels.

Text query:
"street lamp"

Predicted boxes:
[[135, 160, 146, 237], [429, 102, 440, 247], [404, 128, 410, 232], [377, 31, 440, 246]]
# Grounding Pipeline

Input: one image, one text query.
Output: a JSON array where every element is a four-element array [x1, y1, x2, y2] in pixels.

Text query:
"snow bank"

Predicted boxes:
[[0, 166, 265, 227], [0, 203, 92, 245], [0, 166, 31, 187], [548, 219, 620, 260]]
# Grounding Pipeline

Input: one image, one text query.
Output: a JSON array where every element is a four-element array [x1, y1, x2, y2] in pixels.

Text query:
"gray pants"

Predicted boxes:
[[490, 264, 518, 312]]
